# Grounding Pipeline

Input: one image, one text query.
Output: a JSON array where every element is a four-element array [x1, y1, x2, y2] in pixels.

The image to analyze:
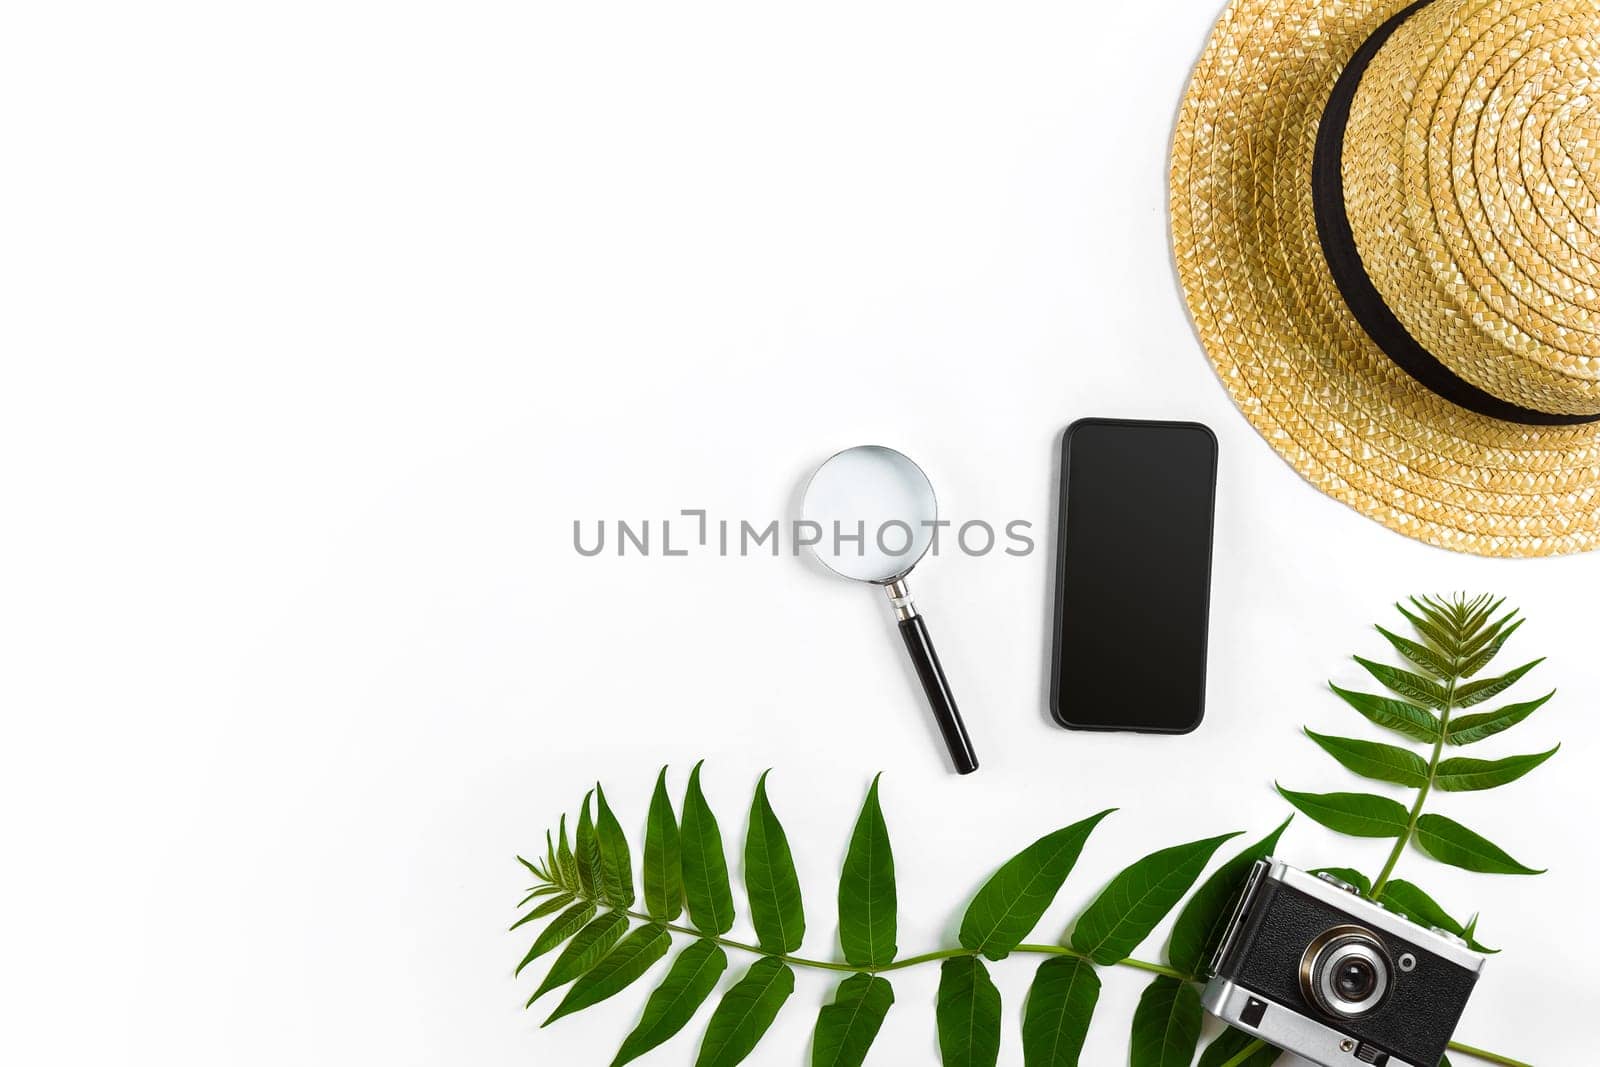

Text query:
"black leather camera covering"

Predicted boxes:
[[1215, 880, 1477, 1064]]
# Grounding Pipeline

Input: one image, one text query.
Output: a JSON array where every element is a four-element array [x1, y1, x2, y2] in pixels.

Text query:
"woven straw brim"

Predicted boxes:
[[1172, 0, 1600, 556]]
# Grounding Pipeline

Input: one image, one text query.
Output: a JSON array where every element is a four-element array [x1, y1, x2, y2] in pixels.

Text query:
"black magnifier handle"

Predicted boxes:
[[887, 580, 979, 775]]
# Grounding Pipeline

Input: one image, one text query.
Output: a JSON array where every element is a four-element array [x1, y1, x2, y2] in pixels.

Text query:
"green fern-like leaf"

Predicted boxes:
[[1376, 880, 1495, 953], [543, 923, 669, 1026], [1069, 832, 1241, 966], [1285, 595, 1556, 896], [681, 762, 735, 936], [1129, 976, 1202, 1067], [811, 973, 894, 1067], [838, 775, 896, 969], [1021, 957, 1100, 1067], [511, 704, 1544, 1067], [697, 956, 795, 1066], [594, 783, 636, 909], [745, 771, 805, 955], [1167, 817, 1291, 978], [575, 791, 601, 897], [642, 766, 684, 921], [612, 938, 727, 1066], [936, 956, 1001, 1067], [959, 809, 1113, 961]]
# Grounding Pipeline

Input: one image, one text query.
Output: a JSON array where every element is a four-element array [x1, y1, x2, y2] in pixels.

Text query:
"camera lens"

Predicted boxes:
[[1300, 926, 1391, 1018], [1334, 957, 1377, 1000]]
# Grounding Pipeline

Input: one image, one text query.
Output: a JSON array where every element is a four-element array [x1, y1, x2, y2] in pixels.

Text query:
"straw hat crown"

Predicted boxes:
[[1342, 0, 1600, 417], [1172, 0, 1600, 556]]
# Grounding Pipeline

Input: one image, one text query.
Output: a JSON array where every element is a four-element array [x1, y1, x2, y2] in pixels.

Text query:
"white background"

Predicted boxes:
[[2, 2, 1594, 1065]]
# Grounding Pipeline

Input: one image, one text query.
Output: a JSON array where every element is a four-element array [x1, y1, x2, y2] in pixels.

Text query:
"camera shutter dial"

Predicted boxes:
[[1314, 871, 1362, 894]]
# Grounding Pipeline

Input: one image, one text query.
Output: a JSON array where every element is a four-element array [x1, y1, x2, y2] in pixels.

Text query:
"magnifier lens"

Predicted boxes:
[[800, 444, 976, 774], [801, 446, 937, 583]]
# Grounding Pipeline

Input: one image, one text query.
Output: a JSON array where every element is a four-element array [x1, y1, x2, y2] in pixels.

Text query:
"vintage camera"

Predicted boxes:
[[1202, 859, 1485, 1067]]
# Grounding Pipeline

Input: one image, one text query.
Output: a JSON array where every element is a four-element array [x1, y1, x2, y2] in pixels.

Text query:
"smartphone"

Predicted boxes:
[[1050, 418, 1217, 733]]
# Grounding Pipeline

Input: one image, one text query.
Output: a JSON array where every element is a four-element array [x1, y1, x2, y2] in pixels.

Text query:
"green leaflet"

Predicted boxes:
[[576, 792, 601, 898], [1416, 593, 1495, 642], [1414, 813, 1544, 875], [1459, 603, 1512, 649], [643, 766, 684, 921], [839, 775, 896, 969], [611, 939, 728, 1067], [1378, 881, 1495, 953], [530, 838, 552, 882], [936, 957, 1001, 1067], [516, 900, 598, 977], [1196, 1027, 1281, 1067], [511, 891, 577, 931], [696, 956, 795, 1067], [1395, 602, 1455, 655], [1304, 729, 1429, 787], [1454, 658, 1543, 708], [1434, 746, 1559, 792], [557, 816, 579, 889], [959, 809, 1114, 961], [1327, 682, 1441, 742], [1411, 592, 1464, 627], [745, 771, 805, 955], [811, 974, 894, 1067], [1020, 957, 1100, 1067], [528, 910, 630, 1004], [523, 853, 554, 884], [1458, 617, 1522, 678], [1167, 817, 1291, 977], [1458, 594, 1504, 637], [594, 784, 636, 908], [545, 924, 671, 1026], [1446, 691, 1554, 745], [1374, 624, 1452, 679], [1275, 786, 1408, 839], [681, 761, 735, 935], [1070, 831, 1240, 966], [1308, 868, 1371, 896], [517, 885, 561, 909], [1408, 597, 1461, 644], [1352, 656, 1448, 709], [1128, 977, 1201, 1067]]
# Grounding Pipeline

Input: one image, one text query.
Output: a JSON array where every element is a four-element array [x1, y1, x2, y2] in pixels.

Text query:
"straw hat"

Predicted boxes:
[[1171, 0, 1600, 556]]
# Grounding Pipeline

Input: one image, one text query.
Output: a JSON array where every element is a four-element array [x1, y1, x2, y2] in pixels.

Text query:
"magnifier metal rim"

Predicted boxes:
[[801, 444, 938, 585]]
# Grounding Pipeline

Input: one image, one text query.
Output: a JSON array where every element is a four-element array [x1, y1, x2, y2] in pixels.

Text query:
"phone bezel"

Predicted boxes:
[[1049, 416, 1218, 733]]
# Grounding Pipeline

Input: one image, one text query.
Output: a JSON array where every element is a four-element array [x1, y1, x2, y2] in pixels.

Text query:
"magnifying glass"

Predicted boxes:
[[802, 445, 979, 775]]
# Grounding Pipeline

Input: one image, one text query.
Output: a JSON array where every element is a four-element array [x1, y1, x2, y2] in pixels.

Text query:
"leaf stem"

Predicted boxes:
[[628, 912, 859, 972], [1446, 1039, 1534, 1066], [1370, 670, 1457, 898], [876, 947, 976, 972], [1009, 944, 1190, 980], [622, 910, 1189, 978], [600, 908, 1518, 1064], [1216, 1040, 1264, 1067]]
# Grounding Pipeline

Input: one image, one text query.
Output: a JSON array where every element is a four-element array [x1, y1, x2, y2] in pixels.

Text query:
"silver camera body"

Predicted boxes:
[[1202, 859, 1486, 1067]]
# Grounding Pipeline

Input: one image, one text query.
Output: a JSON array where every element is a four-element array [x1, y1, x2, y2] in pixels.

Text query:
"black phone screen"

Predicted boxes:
[[1050, 418, 1217, 733]]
